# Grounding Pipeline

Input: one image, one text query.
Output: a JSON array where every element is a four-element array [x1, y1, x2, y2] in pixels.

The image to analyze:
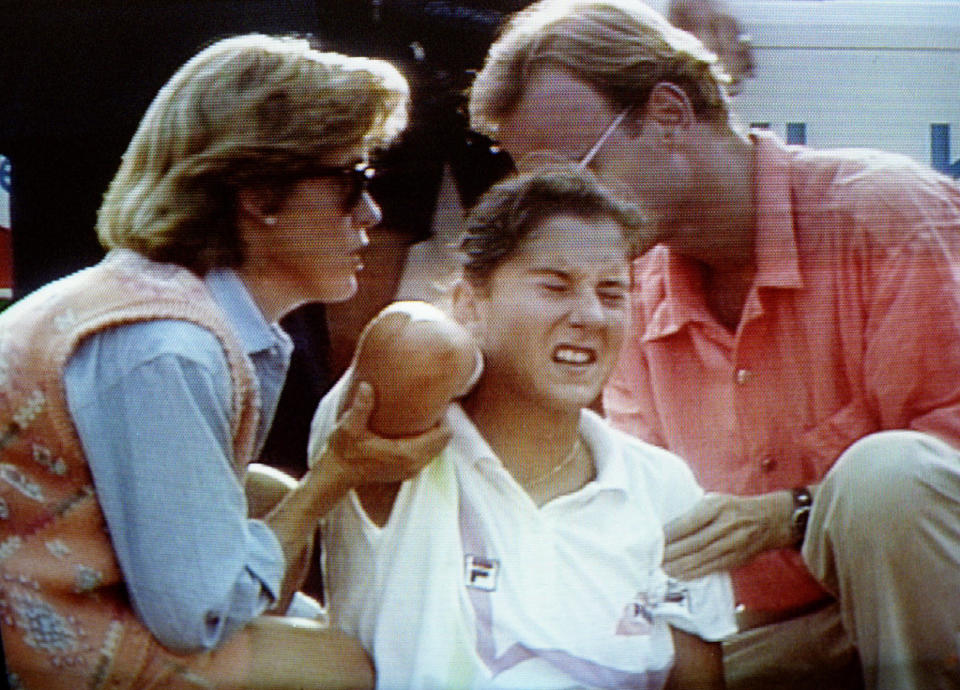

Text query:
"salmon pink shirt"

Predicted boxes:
[[604, 130, 960, 613]]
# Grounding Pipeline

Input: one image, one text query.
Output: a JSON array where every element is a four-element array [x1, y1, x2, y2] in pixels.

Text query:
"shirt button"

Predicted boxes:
[[760, 456, 777, 472], [735, 368, 753, 385]]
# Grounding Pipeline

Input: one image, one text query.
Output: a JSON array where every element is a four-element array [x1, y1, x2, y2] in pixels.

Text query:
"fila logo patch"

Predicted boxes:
[[616, 578, 690, 636], [464, 554, 499, 591]]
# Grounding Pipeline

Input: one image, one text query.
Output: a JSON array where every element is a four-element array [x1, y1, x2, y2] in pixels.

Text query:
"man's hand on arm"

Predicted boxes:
[[662, 490, 798, 580]]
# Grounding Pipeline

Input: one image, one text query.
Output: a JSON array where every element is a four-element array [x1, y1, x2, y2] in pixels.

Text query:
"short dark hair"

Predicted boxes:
[[460, 165, 646, 289]]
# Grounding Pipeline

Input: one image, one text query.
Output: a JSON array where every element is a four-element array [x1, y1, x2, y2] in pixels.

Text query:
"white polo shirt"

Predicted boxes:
[[315, 393, 736, 690]]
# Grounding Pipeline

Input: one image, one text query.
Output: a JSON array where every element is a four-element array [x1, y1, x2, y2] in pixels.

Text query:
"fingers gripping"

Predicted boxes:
[[339, 382, 375, 435], [328, 381, 452, 485], [662, 494, 769, 579]]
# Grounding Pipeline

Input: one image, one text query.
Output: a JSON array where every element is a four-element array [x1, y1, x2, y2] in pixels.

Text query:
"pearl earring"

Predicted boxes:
[[263, 216, 277, 226]]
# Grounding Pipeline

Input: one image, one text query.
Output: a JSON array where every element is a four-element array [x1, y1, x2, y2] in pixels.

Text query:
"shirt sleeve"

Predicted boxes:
[[646, 568, 737, 643], [643, 445, 738, 642], [64, 320, 285, 654], [860, 215, 960, 446]]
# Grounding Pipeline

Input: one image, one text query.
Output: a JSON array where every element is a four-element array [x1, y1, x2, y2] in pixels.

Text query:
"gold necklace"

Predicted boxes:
[[525, 437, 583, 487]]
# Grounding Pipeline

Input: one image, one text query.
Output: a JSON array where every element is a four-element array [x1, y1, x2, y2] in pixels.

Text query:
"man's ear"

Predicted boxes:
[[640, 82, 695, 139]]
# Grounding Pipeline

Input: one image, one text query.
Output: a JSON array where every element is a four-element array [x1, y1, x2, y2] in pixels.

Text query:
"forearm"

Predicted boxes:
[[756, 488, 796, 551], [758, 481, 822, 551], [263, 450, 356, 605], [663, 482, 823, 579], [246, 463, 299, 519], [666, 628, 724, 690]]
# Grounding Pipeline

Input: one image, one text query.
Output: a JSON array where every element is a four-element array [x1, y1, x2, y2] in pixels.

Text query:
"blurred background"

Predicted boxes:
[[1, 0, 958, 472]]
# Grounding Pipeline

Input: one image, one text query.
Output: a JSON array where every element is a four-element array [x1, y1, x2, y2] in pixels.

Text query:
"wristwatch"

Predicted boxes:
[[790, 486, 813, 547]]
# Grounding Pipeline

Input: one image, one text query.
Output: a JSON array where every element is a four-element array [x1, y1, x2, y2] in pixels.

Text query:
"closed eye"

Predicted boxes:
[[530, 269, 572, 295], [538, 280, 569, 293], [597, 283, 627, 305]]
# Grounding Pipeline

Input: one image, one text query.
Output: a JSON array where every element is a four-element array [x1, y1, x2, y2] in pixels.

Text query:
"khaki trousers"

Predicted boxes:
[[725, 431, 960, 690]]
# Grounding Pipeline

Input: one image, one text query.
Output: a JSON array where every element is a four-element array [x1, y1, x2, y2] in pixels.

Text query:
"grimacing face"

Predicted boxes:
[[466, 213, 632, 412]]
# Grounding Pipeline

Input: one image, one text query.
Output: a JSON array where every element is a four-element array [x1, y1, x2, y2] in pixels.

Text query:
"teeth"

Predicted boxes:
[[554, 346, 595, 364]]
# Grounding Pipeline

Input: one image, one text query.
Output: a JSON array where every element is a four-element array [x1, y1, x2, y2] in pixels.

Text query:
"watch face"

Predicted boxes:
[[790, 487, 813, 545], [791, 486, 813, 507]]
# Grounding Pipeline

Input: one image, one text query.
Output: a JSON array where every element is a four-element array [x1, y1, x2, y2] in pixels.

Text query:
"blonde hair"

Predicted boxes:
[[97, 33, 409, 273], [469, 0, 731, 138]]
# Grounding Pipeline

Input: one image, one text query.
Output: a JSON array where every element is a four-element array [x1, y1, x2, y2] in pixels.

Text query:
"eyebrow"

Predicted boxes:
[[527, 267, 572, 278], [526, 267, 628, 284]]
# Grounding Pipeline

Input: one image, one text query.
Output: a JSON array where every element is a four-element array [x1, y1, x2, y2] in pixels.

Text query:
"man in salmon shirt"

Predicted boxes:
[[468, 1, 960, 688]]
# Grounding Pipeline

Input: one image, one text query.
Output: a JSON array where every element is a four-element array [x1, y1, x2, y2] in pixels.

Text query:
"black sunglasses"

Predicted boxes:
[[309, 163, 376, 211]]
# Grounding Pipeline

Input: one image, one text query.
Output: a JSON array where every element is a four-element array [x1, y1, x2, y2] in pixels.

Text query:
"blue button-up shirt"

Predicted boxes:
[[64, 267, 294, 654]]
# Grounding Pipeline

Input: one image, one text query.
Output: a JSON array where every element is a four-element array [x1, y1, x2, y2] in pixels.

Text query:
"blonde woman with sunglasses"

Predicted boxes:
[[0, 34, 451, 690]]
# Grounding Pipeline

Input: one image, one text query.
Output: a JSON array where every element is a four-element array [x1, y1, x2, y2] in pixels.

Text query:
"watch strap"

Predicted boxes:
[[790, 486, 813, 547]]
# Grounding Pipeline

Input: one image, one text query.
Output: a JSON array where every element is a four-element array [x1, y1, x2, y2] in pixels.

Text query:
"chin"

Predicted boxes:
[[315, 277, 359, 303], [539, 383, 602, 413]]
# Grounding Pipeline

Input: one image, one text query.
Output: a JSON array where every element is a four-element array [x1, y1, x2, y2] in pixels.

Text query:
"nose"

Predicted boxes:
[[568, 289, 605, 328], [352, 190, 382, 230]]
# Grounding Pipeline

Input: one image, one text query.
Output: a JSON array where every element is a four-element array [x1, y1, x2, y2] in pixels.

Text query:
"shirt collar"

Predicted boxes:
[[641, 130, 803, 342], [446, 404, 630, 498], [577, 408, 630, 496], [639, 248, 714, 342], [204, 268, 292, 357], [752, 129, 804, 291]]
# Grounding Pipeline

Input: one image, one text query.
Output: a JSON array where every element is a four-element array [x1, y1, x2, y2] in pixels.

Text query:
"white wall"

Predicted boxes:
[[648, 1, 960, 173]]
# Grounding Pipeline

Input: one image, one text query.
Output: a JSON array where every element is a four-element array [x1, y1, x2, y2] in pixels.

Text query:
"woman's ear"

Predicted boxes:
[[451, 280, 483, 334], [237, 187, 278, 227]]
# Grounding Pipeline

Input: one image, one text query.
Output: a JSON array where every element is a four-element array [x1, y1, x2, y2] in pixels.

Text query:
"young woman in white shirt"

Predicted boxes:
[[310, 166, 736, 690]]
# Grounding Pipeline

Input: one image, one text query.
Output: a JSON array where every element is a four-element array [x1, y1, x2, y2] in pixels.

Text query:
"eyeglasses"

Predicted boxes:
[[516, 107, 630, 174], [309, 162, 376, 211], [577, 108, 629, 170]]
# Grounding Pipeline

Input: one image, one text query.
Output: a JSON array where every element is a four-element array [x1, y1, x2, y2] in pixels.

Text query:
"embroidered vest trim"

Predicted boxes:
[[0, 250, 260, 689]]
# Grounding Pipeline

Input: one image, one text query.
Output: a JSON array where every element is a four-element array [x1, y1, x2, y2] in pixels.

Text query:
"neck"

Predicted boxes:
[[461, 378, 582, 485], [235, 266, 299, 324], [671, 130, 758, 329], [673, 129, 757, 271]]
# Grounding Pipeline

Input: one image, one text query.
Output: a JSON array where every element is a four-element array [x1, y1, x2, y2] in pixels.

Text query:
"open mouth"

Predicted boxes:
[[552, 345, 597, 365]]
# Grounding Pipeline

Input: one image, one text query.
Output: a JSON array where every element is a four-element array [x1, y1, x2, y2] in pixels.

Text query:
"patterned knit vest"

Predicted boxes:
[[0, 250, 260, 690]]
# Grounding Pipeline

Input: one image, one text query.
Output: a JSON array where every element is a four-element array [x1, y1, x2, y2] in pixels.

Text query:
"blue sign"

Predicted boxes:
[[931, 124, 960, 178]]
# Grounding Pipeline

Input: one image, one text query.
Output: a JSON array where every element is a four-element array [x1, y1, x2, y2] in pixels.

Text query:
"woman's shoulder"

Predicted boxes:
[[72, 318, 228, 379]]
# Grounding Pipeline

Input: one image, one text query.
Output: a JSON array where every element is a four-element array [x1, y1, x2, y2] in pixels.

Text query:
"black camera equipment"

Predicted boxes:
[[315, 1, 527, 237]]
